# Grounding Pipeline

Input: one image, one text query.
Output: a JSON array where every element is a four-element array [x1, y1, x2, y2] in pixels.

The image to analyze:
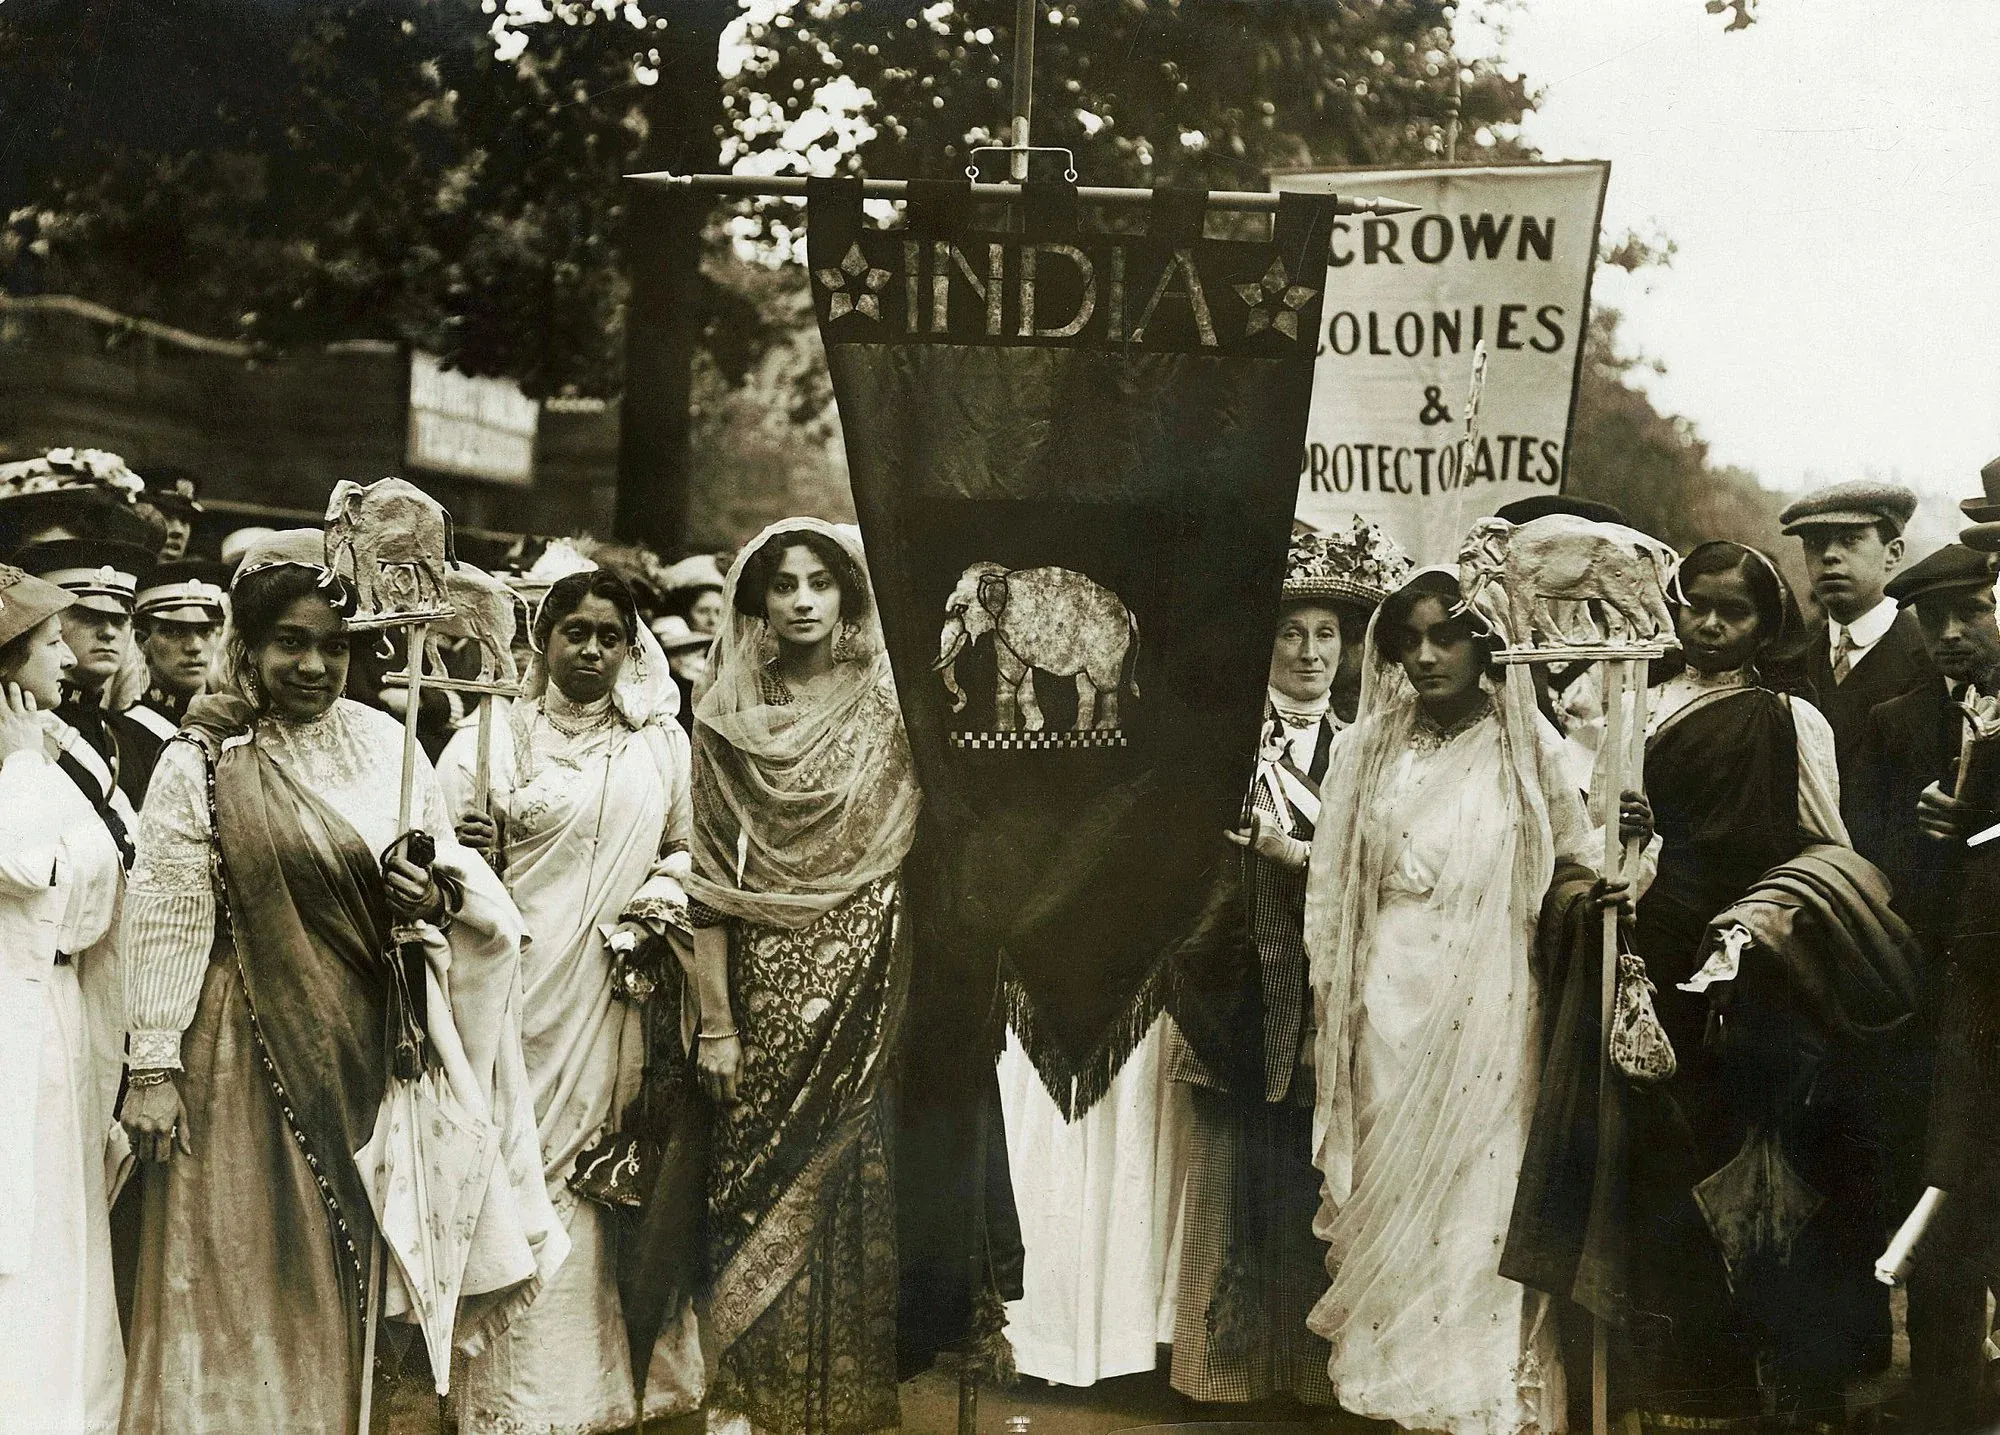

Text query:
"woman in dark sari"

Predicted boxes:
[[117, 529, 559, 1434], [1622, 540, 1880, 1431], [688, 519, 920, 1435]]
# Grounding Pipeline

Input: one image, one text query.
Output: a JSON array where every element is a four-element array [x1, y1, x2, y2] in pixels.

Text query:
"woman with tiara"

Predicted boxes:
[[1304, 566, 1625, 1435], [117, 529, 561, 1434], [687, 519, 920, 1435]]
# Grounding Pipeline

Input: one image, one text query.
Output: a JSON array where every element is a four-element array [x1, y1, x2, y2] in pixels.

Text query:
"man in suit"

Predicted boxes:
[[1850, 542, 2000, 1432], [1782, 481, 1937, 813]]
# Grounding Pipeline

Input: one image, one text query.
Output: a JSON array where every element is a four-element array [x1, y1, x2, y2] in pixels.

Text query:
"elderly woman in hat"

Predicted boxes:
[[1165, 518, 1412, 1409], [0, 562, 132, 1433]]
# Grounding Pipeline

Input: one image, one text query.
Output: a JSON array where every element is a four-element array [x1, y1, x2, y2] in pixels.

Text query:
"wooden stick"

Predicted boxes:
[[473, 694, 495, 816], [365, 619, 427, 1434], [1593, 656, 1632, 1435], [359, 1231, 385, 1434], [397, 622, 426, 834]]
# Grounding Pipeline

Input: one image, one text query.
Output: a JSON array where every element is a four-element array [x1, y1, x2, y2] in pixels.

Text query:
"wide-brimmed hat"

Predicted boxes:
[[0, 447, 159, 555], [1284, 516, 1414, 609], [0, 563, 76, 648], [650, 614, 713, 653], [14, 537, 156, 617], [660, 553, 726, 595]]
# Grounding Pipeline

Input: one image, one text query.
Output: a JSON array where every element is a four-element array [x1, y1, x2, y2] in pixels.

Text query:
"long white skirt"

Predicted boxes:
[[1316, 892, 1561, 1435], [0, 964, 123, 1434], [458, 1198, 703, 1434], [998, 1016, 1188, 1387]]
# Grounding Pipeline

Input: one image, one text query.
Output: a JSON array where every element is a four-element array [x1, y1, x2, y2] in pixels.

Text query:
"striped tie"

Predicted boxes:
[[1831, 625, 1853, 683]]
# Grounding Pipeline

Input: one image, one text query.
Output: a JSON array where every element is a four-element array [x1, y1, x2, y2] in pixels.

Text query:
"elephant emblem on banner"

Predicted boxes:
[[935, 562, 1140, 733]]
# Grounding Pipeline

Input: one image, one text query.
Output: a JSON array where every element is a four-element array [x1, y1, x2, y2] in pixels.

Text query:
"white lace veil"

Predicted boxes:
[[520, 581, 679, 728], [687, 517, 919, 930], [1303, 566, 1579, 1206]]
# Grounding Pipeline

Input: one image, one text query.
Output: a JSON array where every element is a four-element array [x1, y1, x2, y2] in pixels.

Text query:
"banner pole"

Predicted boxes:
[[1592, 656, 1632, 1435], [625, 170, 1419, 217], [1010, 0, 1035, 181]]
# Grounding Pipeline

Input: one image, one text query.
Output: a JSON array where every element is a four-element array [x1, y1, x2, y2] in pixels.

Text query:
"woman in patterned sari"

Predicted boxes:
[[688, 518, 920, 1435]]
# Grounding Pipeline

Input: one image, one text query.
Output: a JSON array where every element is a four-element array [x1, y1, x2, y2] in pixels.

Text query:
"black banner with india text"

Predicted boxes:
[[811, 178, 1337, 1116]]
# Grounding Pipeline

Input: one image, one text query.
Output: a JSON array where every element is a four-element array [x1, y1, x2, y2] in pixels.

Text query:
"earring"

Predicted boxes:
[[757, 619, 779, 665], [832, 619, 858, 664]]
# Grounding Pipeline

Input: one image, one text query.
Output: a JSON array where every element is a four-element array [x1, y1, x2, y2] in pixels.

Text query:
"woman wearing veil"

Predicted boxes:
[[441, 567, 705, 1433], [688, 518, 920, 1435], [1304, 567, 1612, 1435], [116, 529, 563, 1434]]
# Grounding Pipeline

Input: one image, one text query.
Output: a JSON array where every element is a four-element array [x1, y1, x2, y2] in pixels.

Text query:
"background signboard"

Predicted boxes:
[[1277, 161, 1610, 563], [406, 349, 539, 486]]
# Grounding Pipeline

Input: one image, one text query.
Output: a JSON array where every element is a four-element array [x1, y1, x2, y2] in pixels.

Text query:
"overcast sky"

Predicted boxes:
[[1459, 0, 2000, 516]]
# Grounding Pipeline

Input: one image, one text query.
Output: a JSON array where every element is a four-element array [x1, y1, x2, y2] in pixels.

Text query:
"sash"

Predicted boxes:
[[54, 741, 133, 870]]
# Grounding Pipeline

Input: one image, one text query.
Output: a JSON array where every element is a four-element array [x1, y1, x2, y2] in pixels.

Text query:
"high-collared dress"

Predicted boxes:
[[0, 720, 131, 1434], [440, 686, 705, 1434]]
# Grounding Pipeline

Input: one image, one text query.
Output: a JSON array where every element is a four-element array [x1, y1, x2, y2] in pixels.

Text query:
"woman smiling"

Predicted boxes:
[[116, 529, 561, 1435]]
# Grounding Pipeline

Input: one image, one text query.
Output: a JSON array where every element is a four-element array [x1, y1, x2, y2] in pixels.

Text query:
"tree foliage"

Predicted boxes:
[[2, 0, 1528, 393]]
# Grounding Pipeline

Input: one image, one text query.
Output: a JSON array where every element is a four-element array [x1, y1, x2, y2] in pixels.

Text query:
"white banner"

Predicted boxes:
[[406, 350, 539, 486], [1276, 162, 1610, 564]]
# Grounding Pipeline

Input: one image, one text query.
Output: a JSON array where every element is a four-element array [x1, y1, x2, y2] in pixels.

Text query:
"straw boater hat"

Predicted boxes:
[[1283, 516, 1414, 609], [0, 562, 76, 649], [661, 553, 726, 597], [650, 614, 713, 653]]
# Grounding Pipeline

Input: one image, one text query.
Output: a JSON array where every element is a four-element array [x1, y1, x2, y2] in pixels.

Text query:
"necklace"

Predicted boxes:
[[544, 685, 614, 737], [1409, 694, 1492, 751]]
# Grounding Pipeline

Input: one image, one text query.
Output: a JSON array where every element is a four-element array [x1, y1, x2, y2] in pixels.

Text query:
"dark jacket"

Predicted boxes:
[[1803, 607, 1939, 812], [1925, 843, 2000, 1282], [1849, 682, 1963, 962]]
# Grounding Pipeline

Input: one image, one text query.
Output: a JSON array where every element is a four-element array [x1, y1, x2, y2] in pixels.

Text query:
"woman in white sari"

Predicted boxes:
[[443, 568, 704, 1433], [1304, 568, 1613, 1435]]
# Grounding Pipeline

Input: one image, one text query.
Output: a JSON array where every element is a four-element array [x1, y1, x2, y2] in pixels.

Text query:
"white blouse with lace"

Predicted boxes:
[[122, 698, 458, 1070]]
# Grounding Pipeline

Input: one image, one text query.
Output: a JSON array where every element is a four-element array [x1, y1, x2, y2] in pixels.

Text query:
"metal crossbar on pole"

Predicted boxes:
[[625, 169, 1421, 217]]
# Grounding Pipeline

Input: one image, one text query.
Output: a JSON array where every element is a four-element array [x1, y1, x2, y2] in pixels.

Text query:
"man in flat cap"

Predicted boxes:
[[1781, 480, 1938, 808], [126, 559, 229, 742], [1848, 541, 2000, 1432], [13, 538, 165, 807]]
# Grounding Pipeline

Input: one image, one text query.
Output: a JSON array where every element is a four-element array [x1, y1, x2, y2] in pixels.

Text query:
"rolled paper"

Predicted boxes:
[[1875, 1186, 1947, 1286]]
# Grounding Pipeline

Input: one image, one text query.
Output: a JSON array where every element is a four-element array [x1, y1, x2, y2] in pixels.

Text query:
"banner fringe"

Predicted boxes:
[[1001, 951, 1182, 1121]]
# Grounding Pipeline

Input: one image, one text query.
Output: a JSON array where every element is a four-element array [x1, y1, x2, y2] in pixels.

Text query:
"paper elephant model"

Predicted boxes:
[[1458, 514, 1677, 648], [324, 477, 455, 616], [424, 563, 521, 688], [934, 562, 1140, 732]]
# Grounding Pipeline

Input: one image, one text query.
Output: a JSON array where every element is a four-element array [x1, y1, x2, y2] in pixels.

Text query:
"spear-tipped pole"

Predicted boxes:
[[624, 170, 1421, 217]]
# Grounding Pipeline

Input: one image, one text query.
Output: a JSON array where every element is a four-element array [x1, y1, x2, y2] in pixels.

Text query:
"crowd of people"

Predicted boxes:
[[3, 437, 2000, 1435]]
